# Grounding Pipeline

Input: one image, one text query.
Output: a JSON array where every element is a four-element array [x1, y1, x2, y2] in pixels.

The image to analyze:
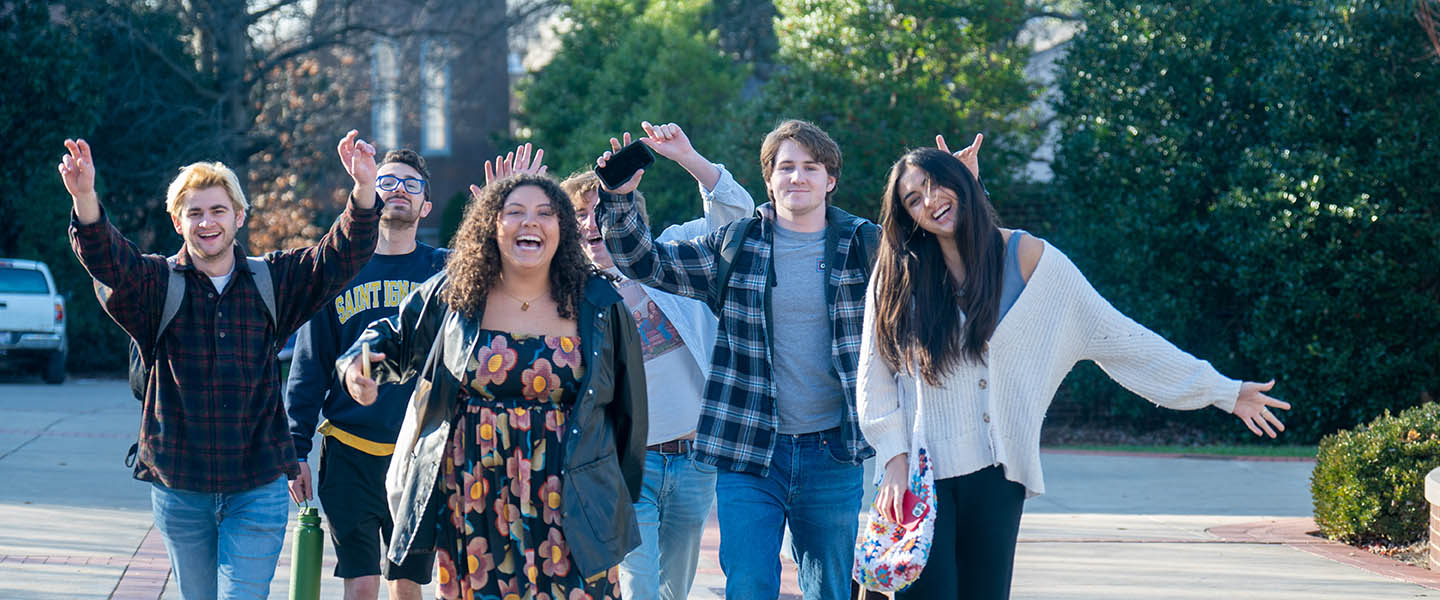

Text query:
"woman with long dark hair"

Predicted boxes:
[[857, 146, 1290, 599], [338, 173, 647, 600]]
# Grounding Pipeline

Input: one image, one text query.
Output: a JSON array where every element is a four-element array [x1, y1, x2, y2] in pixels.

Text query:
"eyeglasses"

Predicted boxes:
[[377, 175, 427, 194]]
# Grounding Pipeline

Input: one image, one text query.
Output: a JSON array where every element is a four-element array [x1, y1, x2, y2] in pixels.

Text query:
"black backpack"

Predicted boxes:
[[98, 256, 276, 466], [707, 217, 880, 313]]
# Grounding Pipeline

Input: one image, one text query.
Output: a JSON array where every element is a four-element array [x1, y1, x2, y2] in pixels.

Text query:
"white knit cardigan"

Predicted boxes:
[[856, 240, 1241, 497]]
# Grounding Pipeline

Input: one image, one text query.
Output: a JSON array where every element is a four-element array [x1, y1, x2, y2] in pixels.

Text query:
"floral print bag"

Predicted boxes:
[[853, 374, 936, 592]]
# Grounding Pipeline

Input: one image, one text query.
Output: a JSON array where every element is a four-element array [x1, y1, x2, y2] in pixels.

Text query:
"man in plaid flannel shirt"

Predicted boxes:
[[597, 120, 880, 600], [61, 131, 381, 600]]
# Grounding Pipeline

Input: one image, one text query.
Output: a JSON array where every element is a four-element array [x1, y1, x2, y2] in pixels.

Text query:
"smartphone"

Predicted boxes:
[[900, 489, 928, 527], [593, 140, 655, 190]]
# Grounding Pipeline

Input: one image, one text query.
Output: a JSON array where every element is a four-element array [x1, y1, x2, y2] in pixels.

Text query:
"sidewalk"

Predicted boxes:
[[2, 378, 1437, 598]]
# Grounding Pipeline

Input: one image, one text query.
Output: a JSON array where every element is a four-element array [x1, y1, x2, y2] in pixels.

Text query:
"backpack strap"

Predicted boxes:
[[708, 217, 760, 314], [857, 221, 881, 273], [154, 257, 185, 347], [245, 257, 277, 325]]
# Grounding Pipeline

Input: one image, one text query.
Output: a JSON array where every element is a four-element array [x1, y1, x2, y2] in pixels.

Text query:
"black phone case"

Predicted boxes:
[[594, 141, 655, 189]]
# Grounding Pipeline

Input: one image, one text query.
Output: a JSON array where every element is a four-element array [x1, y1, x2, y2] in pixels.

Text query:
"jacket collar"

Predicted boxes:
[[753, 201, 868, 239]]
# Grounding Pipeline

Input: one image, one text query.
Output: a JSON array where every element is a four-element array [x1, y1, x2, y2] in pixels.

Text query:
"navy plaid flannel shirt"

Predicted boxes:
[[597, 191, 877, 476], [71, 197, 379, 493]]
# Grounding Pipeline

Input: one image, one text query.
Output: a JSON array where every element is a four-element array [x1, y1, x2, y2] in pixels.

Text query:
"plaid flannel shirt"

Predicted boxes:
[[597, 191, 878, 476], [71, 197, 379, 493]]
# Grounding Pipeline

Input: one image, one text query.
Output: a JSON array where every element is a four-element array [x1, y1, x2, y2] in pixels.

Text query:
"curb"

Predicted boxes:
[[1208, 518, 1440, 591], [1041, 448, 1315, 462]]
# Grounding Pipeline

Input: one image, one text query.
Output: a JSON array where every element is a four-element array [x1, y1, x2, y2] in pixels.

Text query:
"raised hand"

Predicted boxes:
[[640, 120, 721, 190], [595, 132, 645, 194], [936, 133, 984, 181], [338, 130, 378, 209], [638, 121, 696, 161], [484, 142, 547, 186], [1232, 380, 1290, 438], [58, 139, 96, 199], [58, 139, 101, 224]]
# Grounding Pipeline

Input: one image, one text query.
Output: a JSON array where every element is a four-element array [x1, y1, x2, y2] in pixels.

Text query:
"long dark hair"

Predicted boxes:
[[441, 174, 590, 320], [872, 148, 1004, 385]]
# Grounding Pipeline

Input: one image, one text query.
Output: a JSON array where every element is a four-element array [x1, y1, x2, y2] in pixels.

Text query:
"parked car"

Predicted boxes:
[[0, 259, 68, 384]]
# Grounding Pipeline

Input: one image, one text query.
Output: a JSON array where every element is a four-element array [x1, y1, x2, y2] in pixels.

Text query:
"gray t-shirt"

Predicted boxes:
[[770, 224, 846, 434]]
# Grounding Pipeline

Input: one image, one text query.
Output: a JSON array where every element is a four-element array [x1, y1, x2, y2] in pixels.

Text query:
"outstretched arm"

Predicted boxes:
[[638, 121, 755, 237]]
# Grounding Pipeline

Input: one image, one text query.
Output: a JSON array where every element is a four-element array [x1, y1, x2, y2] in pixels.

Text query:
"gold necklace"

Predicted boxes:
[[496, 286, 545, 311]]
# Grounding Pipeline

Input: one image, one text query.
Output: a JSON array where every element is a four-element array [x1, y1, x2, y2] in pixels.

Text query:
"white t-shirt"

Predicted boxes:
[[612, 272, 705, 445]]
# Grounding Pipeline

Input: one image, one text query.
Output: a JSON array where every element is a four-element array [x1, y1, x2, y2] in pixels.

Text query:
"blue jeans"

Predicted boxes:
[[716, 428, 864, 600], [150, 476, 290, 600], [618, 447, 718, 600]]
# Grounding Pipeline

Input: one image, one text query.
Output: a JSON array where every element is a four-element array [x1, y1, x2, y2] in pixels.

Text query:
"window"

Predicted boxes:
[[371, 39, 400, 151], [0, 268, 49, 294], [421, 40, 451, 155]]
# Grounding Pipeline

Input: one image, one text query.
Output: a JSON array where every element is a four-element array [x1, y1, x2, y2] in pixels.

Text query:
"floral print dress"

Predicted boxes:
[[435, 330, 620, 600]]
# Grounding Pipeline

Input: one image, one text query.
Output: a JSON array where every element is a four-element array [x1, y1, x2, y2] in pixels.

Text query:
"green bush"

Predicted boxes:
[[1050, 0, 1440, 441], [1311, 402, 1440, 545]]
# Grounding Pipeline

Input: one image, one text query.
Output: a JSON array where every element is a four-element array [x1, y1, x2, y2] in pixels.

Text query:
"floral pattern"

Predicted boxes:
[[521, 358, 562, 402], [472, 335, 519, 389], [547, 335, 582, 371], [437, 329, 617, 600]]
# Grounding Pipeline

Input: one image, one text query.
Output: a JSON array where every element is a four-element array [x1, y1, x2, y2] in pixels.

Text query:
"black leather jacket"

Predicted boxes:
[[337, 271, 646, 576]]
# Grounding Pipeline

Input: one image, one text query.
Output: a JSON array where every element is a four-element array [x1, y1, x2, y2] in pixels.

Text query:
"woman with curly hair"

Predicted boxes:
[[856, 144, 1290, 599], [337, 173, 647, 600]]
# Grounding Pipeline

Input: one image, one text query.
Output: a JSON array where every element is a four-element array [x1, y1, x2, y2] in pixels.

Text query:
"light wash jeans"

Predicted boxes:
[[150, 476, 290, 600], [715, 427, 864, 600], [618, 447, 718, 600]]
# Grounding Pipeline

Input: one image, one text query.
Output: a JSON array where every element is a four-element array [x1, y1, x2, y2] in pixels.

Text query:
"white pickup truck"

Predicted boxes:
[[0, 259, 68, 383]]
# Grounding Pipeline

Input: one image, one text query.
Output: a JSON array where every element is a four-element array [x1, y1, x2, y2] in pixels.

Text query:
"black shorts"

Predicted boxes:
[[317, 435, 435, 583]]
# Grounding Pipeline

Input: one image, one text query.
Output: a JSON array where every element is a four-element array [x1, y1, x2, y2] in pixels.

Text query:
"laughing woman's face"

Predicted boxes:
[[898, 165, 959, 237], [495, 185, 561, 273]]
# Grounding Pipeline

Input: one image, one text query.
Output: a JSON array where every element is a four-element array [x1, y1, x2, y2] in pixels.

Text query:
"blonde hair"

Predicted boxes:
[[166, 162, 248, 218], [559, 169, 648, 226]]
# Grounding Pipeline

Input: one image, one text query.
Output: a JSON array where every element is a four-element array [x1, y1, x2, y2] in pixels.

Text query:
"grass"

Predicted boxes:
[[1043, 443, 1317, 458]]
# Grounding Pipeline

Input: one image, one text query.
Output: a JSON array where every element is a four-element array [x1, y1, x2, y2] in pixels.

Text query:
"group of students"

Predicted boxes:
[[59, 116, 1290, 600]]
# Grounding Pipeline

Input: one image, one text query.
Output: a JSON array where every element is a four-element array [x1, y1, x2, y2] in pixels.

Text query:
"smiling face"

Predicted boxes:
[[376, 162, 432, 226], [572, 189, 614, 269], [172, 186, 244, 261], [766, 139, 835, 226], [897, 164, 959, 237], [495, 184, 561, 273]]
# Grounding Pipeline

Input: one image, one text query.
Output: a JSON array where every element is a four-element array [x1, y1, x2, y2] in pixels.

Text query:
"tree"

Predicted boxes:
[[1051, 0, 1440, 441], [71, 0, 559, 252], [759, 0, 1060, 220], [2, 2, 224, 371], [518, 0, 753, 228]]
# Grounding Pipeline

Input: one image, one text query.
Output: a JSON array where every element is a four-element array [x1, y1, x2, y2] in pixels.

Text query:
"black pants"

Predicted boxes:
[[895, 465, 1026, 600]]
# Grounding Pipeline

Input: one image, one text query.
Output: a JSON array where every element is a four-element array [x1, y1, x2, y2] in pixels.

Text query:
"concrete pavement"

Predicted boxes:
[[1, 376, 1435, 598]]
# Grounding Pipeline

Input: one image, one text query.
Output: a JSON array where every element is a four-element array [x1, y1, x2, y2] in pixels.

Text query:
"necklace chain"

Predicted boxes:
[[496, 286, 546, 311]]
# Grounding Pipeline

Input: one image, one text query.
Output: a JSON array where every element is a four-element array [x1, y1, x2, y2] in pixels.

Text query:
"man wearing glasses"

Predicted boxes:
[[284, 148, 448, 600]]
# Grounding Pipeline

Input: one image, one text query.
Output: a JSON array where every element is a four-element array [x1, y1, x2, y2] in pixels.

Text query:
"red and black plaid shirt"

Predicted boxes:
[[71, 197, 379, 493]]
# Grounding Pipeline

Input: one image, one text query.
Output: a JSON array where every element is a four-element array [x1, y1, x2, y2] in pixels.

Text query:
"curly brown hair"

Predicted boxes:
[[441, 174, 591, 320]]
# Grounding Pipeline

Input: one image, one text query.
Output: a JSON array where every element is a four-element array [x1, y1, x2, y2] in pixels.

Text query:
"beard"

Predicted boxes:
[[379, 195, 423, 226]]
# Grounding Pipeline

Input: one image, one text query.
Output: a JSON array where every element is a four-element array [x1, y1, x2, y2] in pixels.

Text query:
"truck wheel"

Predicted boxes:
[[43, 350, 66, 384]]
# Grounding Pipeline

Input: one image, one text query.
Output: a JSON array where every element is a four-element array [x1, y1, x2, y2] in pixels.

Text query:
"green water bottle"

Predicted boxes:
[[289, 506, 323, 600]]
